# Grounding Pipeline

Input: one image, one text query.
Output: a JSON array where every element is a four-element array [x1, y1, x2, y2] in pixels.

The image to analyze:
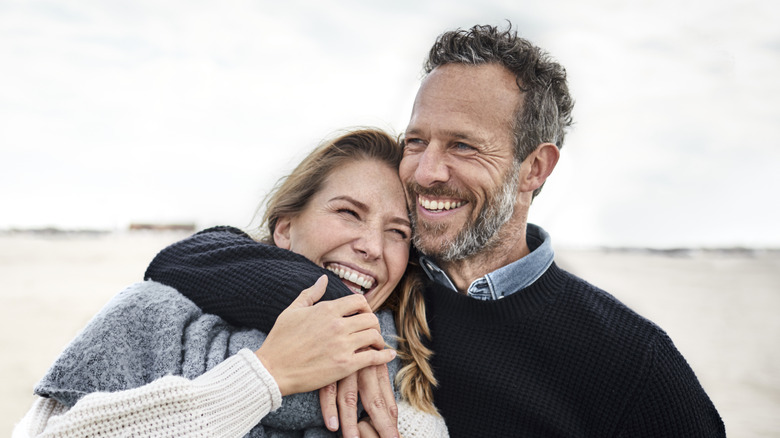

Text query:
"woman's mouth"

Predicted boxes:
[[325, 263, 376, 295]]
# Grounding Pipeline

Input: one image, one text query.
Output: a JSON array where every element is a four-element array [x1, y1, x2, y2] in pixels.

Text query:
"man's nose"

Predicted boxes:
[[414, 144, 450, 187]]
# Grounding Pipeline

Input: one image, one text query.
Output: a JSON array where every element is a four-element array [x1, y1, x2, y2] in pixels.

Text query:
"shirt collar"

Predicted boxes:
[[419, 223, 554, 300]]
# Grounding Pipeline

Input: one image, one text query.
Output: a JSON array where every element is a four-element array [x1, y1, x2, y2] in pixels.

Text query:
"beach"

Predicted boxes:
[[1, 232, 778, 437]]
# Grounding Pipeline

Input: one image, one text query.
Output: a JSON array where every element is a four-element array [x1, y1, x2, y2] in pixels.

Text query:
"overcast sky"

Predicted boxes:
[[1, 0, 778, 248]]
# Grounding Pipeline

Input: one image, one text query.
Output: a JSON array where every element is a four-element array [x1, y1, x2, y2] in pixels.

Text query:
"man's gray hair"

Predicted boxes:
[[424, 23, 574, 198]]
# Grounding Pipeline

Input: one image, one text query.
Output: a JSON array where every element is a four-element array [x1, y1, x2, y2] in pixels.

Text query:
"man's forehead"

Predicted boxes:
[[413, 64, 519, 116], [406, 64, 519, 144], [423, 63, 520, 97]]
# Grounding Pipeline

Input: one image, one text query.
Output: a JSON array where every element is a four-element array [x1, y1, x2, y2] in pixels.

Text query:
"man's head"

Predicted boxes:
[[400, 24, 573, 263]]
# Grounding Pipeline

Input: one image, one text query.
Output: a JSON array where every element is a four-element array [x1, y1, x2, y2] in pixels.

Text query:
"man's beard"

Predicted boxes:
[[409, 164, 521, 262]]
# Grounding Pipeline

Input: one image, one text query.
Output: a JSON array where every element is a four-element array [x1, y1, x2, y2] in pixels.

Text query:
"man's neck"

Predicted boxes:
[[439, 220, 530, 293]]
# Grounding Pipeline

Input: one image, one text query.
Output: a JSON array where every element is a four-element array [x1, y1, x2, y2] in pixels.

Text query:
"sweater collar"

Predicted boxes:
[[419, 223, 554, 300]]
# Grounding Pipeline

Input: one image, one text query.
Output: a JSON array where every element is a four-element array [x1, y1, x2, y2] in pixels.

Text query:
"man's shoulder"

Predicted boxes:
[[552, 264, 669, 345]]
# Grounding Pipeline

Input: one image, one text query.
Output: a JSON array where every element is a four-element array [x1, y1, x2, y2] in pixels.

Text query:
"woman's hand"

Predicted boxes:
[[254, 275, 397, 396], [358, 418, 381, 438], [320, 366, 399, 438]]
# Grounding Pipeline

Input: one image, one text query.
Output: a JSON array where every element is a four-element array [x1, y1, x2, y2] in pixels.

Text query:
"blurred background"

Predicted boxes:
[[2, 0, 778, 247], [1, 0, 779, 436]]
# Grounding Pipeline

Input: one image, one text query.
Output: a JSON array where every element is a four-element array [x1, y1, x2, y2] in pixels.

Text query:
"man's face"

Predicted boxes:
[[400, 63, 523, 261]]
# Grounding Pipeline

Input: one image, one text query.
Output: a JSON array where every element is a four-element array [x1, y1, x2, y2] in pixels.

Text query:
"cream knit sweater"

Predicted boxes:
[[14, 349, 448, 437]]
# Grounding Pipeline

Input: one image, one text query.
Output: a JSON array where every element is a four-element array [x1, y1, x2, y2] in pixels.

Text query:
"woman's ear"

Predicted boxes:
[[519, 142, 560, 193], [273, 216, 293, 250]]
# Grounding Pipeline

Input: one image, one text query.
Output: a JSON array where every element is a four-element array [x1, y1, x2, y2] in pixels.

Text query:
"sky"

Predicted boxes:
[[1, 0, 779, 248]]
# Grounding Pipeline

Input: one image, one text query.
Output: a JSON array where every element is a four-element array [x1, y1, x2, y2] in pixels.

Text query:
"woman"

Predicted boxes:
[[14, 129, 446, 437]]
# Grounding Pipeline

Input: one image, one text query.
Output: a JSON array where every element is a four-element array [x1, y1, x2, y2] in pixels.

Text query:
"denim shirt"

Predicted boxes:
[[419, 223, 554, 300]]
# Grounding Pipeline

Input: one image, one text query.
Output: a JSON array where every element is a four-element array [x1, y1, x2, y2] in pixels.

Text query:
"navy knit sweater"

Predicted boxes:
[[145, 226, 725, 437], [422, 263, 724, 437], [145, 226, 353, 334]]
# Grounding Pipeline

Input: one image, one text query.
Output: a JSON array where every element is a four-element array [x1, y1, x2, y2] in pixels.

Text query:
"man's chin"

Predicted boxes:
[[412, 215, 470, 258], [414, 232, 456, 259]]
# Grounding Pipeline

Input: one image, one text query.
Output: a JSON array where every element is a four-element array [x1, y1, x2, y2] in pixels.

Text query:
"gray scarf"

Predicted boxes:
[[35, 281, 400, 437]]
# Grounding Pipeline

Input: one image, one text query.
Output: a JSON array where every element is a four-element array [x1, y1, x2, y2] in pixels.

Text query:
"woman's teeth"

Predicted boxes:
[[419, 196, 463, 212], [326, 264, 375, 294]]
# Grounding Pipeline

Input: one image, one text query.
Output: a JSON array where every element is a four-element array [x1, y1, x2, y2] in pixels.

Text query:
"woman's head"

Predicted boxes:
[[260, 128, 410, 311]]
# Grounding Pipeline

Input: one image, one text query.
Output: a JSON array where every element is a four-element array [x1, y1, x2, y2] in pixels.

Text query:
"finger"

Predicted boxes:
[[321, 293, 374, 317], [354, 347, 397, 369], [359, 366, 399, 438], [358, 419, 381, 438], [337, 373, 360, 438], [319, 383, 339, 432], [290, 275, 328, 309], [346, 328, 390, 355], [376, 364, 398, 424], [340, 312, 382, 335]]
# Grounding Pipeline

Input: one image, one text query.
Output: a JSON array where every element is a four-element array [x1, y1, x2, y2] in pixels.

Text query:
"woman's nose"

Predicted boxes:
[[354, 228, 383, 260]]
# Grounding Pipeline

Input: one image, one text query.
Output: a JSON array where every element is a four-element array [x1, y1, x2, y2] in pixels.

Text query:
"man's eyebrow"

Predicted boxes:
[[405, 127, 481, 144], [404, 127, 424, 137]]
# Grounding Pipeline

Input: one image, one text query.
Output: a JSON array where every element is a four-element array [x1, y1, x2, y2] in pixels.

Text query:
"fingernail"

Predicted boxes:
[[328, 416, 338, 430]]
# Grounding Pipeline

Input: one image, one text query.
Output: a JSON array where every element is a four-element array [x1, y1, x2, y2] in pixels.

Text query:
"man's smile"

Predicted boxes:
[[417, 195, 466, 213]]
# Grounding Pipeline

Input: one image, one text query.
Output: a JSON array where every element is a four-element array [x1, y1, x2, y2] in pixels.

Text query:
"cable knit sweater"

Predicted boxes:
[[16, 350, 443, 437], [15, 349, 281, 438]]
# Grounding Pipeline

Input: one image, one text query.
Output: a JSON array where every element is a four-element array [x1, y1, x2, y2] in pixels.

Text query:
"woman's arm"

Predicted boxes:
[[14, 349, 280, 438], [18, 277, 396, 438]]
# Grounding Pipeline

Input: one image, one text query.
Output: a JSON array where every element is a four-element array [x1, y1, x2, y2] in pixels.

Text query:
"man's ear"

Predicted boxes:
[[519, 142, 560, 193], [273, 216, 293, 250]]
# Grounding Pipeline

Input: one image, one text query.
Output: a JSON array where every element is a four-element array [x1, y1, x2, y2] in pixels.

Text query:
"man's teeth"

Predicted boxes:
[[419, 197, 463, 211], [326, 265, 375, 293]]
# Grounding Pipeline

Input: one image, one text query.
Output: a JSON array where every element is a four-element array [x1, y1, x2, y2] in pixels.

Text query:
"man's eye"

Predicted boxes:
[[404, 138, 426, 149], [454, 142, 476, 151]]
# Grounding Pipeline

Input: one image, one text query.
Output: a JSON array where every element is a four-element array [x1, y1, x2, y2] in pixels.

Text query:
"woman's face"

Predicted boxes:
[[274, 158, 411, 311]]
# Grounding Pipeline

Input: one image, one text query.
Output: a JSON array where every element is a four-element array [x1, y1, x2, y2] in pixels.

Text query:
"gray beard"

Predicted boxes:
[[413, 166, 520, 262]]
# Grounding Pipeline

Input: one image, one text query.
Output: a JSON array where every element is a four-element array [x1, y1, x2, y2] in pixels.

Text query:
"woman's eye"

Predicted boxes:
[[390, 228, 409, 239], [338, 208, 360, 219]]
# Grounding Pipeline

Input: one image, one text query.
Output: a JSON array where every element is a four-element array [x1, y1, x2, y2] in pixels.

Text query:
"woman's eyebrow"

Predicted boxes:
[[329, 195, 366, 210], [331, 195, 410, 228], [389, 216, 411, 228]]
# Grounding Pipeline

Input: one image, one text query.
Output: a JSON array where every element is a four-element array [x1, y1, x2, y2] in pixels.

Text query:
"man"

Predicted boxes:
[[146, 24, 725, 437], [391, 23, 724, 436]]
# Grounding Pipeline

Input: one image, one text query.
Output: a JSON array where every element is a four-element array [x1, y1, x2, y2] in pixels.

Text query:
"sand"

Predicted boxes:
[[1, 232, 778, 437]]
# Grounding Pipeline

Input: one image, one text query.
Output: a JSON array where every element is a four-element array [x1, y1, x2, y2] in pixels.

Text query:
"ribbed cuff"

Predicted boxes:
[[192, 349, 283, 436]]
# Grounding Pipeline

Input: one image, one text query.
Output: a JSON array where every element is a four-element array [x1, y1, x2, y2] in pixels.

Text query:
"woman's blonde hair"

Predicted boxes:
[[385, 261, 439, 414], [256, 128, 438, 414]]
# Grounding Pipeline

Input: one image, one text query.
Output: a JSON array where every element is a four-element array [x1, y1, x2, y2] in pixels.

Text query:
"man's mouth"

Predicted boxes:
[[325, 263, 376, 295], [418, 195, 465, 213]]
